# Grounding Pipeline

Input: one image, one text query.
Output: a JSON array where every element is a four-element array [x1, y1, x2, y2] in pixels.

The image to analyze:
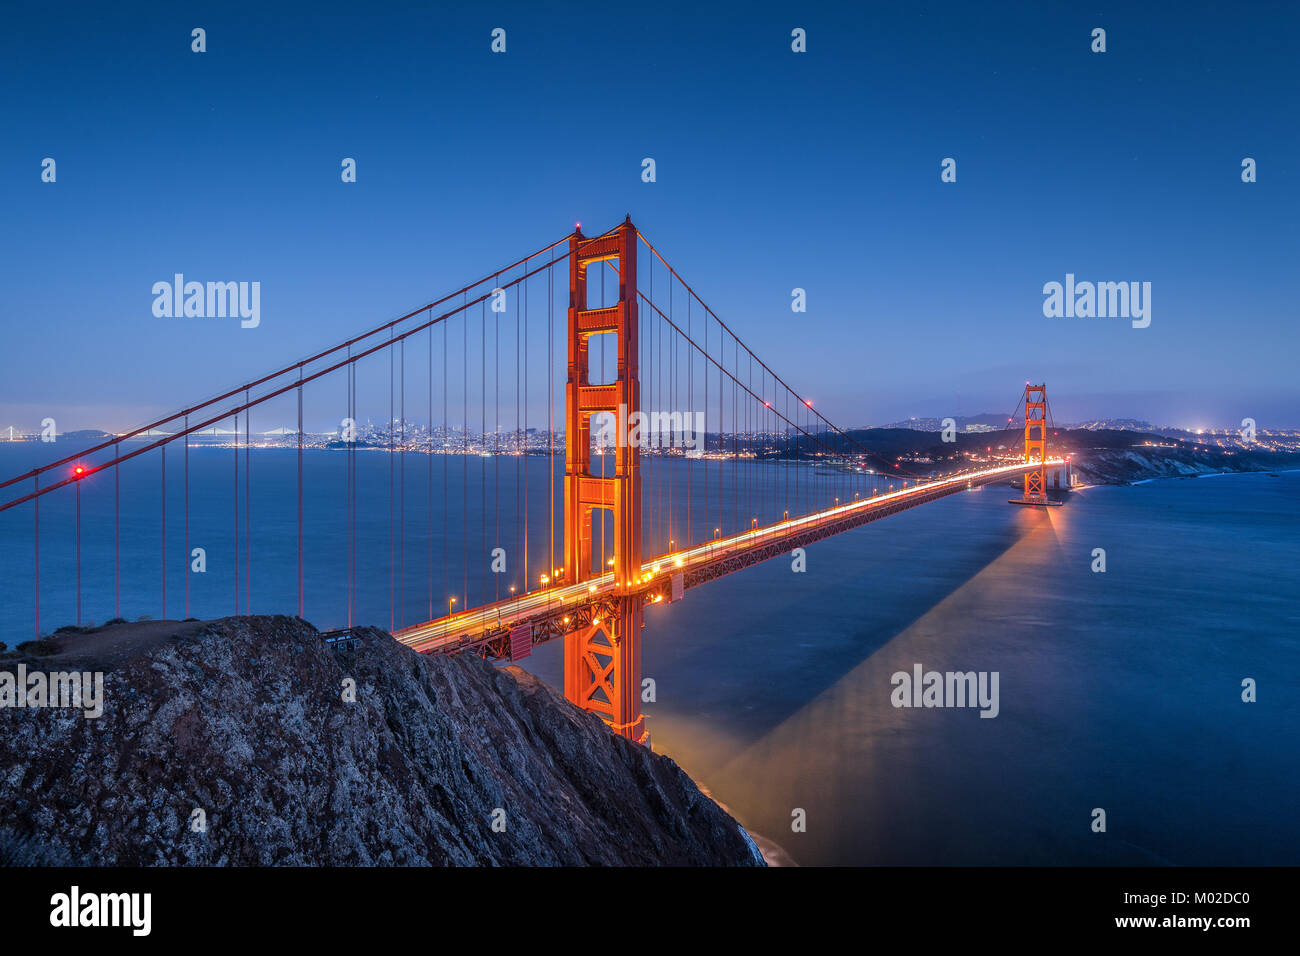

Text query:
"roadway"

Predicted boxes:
[[393, 459, 1063, 657]]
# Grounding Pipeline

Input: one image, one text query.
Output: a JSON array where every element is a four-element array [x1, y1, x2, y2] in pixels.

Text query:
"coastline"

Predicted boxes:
[[695, 784, 796, 867], [1124, 466, 1299, 486]]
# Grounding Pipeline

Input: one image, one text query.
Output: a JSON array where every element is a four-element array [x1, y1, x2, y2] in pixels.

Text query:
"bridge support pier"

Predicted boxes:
[[563, 596, 647, 745], [562, 216, 648, 745]]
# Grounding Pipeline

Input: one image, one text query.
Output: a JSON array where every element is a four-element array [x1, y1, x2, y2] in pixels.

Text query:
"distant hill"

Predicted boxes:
[[874, 414, 1011, 431], [839, 426, 1300, 484], [58, 429, 113, 441]]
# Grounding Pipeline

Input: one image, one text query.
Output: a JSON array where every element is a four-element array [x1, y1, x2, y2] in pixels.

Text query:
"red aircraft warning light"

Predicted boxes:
[[74, 465, 85, 477]]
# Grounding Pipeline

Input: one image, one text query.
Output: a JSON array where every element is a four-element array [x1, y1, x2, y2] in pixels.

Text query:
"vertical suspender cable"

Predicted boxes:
[[462, 294, 468, 608], [494, 291, 500, 602], [515, 285, 520, 593], [389, 330, 395, 632], [428, 310, 433, 623], [114, 442, 120, 620], [548, 250, 554, 579], [667, 272, 674, 552], [522, 273, 529, 593], [34, 475, 39, 638], [159, 445, 164, 620], [244, 394, 251, 614], [346, 350, 353, 629], [481, 297, 487, 606], [601, 263, 606, 563], [401, 337, 406, 628], [644, 244, 651, 553], [233, 413, 239, 614], [76, 468, 82, 626], [442, 318, 447, 618], [185, 415, 190, 619], [297, 372, 303, 619]]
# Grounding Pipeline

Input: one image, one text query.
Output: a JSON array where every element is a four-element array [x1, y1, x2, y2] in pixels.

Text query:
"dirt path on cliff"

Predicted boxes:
[[9, 619, 210, 670]]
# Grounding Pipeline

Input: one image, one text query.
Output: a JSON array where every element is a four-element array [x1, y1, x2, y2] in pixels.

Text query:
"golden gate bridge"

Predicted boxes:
[[0, 216, 1061, 746]]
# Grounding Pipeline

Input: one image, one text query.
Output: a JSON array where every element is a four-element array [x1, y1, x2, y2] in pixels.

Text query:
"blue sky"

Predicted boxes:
[[3, 0, 1297, 431]]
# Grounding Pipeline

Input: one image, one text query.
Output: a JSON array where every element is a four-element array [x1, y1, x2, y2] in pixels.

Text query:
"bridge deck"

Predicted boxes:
[[392, 460, 1061, 659]]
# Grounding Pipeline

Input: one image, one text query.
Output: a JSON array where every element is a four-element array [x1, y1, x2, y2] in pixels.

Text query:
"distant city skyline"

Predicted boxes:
[[4, 411, 1295, 441]]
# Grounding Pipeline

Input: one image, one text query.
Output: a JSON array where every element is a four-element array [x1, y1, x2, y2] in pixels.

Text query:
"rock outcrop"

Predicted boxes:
[[1071, 447, 1298, 485], [0, 616, 762, 866]]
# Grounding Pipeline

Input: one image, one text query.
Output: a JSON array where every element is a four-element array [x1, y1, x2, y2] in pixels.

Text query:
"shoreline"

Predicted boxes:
[[1124, 467, 1299, 487], [695, 784, 797, 867]]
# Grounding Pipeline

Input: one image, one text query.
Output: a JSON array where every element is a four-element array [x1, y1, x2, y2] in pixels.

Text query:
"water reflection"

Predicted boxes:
[[541, 477, 1300, 865]]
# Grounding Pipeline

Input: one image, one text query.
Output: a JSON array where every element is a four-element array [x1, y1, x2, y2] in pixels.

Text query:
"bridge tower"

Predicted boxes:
[[1019, 383, 1048, 505], [562, 216, 648, 745]]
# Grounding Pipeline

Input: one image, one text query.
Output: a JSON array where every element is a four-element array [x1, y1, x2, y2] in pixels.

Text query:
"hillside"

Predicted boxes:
[[840, 426, 1300, 483], [0, 616, 762, 866]]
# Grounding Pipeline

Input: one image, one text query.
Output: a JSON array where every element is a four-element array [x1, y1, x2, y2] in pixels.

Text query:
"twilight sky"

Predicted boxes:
[[3, 0, 1298, 431]]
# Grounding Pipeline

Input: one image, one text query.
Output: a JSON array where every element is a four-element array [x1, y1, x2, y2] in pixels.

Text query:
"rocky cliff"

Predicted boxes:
[[1071, 447, 1298, 485], [0, 616, 762, 866]]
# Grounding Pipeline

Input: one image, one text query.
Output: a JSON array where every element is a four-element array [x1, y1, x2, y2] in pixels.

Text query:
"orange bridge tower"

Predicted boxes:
[[1023, 383, 1047, 503], [562, 216, 648, 745], [1008, 383, 1061, 507]]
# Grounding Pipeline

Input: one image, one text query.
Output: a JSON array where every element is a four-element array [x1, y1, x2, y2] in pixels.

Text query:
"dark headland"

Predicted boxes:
[[0, 616, 763, 866]]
